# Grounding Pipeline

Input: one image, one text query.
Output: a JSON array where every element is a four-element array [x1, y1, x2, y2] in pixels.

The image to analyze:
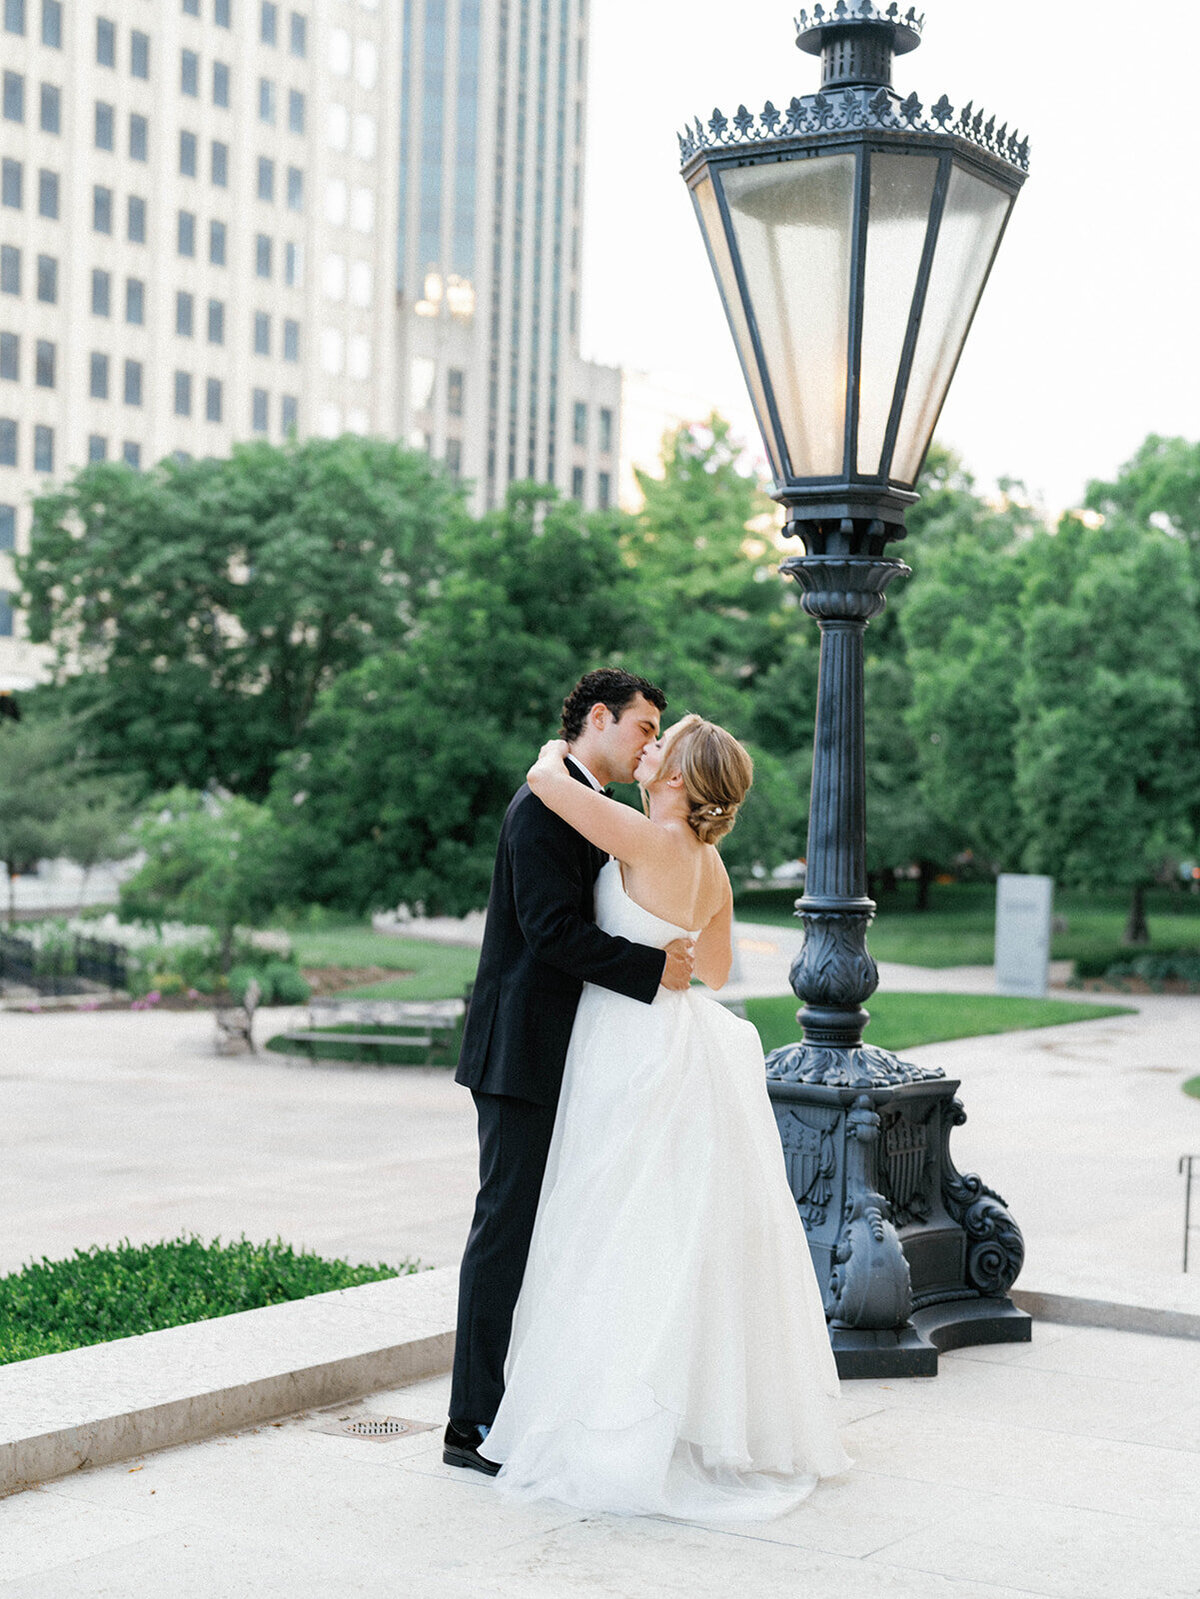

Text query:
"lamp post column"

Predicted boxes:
[[782, 546, 908, 1064]]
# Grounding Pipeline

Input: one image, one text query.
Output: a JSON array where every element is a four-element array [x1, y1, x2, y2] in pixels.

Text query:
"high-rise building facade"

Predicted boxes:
[[0, 0, 618, 691], [395, 0, 620, 515]]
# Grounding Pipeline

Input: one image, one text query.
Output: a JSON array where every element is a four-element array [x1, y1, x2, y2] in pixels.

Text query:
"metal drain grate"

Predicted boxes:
[[315, 1413, 438, 1441]]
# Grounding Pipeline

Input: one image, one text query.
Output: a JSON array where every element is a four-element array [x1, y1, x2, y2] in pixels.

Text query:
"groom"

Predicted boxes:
[[445, 668, 694, 1474]]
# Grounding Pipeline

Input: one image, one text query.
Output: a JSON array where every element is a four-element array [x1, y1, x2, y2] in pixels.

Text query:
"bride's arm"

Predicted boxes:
[[526, 740, 660, 866], [694, 879, 734, 990]]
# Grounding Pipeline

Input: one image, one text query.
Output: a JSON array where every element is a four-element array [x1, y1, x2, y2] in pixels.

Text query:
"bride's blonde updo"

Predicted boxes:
[[651, 714, 754, 845]]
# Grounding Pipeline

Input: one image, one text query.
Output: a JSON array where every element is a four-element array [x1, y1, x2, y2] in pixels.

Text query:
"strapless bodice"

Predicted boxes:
[[594, 858, 697, 949]]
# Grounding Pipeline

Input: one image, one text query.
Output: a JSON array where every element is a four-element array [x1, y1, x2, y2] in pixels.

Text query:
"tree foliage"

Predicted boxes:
[[17, 436, 461, 799], [269, 486, 644, 916]]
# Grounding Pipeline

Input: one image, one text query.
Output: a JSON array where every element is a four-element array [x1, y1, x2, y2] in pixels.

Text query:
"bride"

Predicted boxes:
[[478, 714, 850, 1521]]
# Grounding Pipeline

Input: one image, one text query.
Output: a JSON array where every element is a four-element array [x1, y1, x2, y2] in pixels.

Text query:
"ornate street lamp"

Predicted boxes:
[[680, 2, 1031, 1376]]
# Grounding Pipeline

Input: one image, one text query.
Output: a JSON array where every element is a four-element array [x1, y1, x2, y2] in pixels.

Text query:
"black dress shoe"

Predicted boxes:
[[443, 1420, 501, 1476]]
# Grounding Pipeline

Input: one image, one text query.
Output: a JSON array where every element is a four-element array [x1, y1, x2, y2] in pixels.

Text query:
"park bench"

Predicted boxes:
[[275, 995, 465, 1066]]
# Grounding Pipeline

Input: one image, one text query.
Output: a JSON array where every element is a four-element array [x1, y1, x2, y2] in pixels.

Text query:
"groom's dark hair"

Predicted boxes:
[[560, 669, 666, 742]]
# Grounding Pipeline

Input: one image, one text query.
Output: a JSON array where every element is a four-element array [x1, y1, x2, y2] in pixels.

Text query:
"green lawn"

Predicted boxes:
[[734, 881, 1200, 969], [743, 991, 1133, 1056], [281, 922, 479, 1000]]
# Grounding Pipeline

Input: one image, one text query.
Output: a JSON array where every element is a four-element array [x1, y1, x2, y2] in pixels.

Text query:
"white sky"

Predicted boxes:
[[580, 0, 1200, 515]]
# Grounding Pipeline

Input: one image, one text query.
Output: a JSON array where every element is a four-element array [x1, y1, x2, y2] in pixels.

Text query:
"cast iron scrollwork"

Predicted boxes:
[[940, 1099, 1025, 1294], [826, 1095, 912, 1327], [766, 1039, 944, 1087]]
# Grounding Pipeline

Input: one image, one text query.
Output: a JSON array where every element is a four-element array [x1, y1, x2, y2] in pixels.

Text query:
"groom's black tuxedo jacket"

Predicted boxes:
[[456, 763, 665, 1107]]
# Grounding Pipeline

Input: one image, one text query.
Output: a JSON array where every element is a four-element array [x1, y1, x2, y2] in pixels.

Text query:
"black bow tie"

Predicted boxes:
[[602, 786, 614, 799]]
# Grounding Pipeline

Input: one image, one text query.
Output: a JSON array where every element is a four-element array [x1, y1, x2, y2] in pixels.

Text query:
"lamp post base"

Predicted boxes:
[[767, 1067, 1030, 1378]]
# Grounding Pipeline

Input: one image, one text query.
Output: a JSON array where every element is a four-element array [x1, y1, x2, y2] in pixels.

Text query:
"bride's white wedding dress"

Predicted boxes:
[[480, 860, 850, 1521]]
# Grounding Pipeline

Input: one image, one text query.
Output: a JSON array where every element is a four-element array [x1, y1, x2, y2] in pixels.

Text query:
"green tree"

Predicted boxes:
[[17, 436, 462, 800], [119, 788, 284, 970], [1013, 514, 1200, 943], [270, 485, 644, 916], [0, 717, 76, 923], [1085, 435, 1200, 553]]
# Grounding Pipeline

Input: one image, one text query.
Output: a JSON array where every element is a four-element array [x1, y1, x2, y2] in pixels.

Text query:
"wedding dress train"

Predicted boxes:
[[480, 860, 850, 1521]]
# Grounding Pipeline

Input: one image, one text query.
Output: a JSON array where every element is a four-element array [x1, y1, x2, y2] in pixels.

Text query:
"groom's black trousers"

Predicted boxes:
[[449, 1089, 558, 1429]]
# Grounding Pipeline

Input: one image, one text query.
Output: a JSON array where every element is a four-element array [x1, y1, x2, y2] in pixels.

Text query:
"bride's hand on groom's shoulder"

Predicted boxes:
[[528, 738, 569, 786]]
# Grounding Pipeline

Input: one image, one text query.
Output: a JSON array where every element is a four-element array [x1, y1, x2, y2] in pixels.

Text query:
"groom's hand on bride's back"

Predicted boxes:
[[660, 939, 696, 991]]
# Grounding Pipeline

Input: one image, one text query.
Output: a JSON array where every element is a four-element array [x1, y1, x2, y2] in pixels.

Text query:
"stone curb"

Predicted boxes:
[[1011, 1285, 1200, 1342], [0, 1266, 458, 1498], [4, 1267, 1198, 1499]]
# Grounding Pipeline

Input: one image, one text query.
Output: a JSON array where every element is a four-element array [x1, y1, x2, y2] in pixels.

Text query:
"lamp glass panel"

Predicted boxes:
[[690, 172, 783, 483], [721, 152, 856, 479], [856, 150, 939, 477], [891, 162, 1012, 485]]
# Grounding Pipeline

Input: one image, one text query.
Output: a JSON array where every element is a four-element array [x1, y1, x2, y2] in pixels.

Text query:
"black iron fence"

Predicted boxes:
[[0, 932, 129, 996]]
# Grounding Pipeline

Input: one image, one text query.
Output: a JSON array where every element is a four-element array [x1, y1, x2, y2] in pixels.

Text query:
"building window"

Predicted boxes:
[[96, 16, 116, 67], [284, 241, 300, 286], [92, 270, 111, 316], [214, 0, 231, 27], [4, 0, 24, 34], [207, 298, 224, 344], [0, 503, 14, 549], [447, 368, 465, 418], [0, 246, 18, 294], [0, 418, 15, 465], [123, 360, 143, 406], [130, 113, 148, 162], [257, 157, 274, 202], [212, 61, 230, 107], [125, 278, 145, 325], [89, 352, 109, 399], [174, 371, 192, 417], [178, 210, 196, 257], [176, 290, 194, 337], [281, 394, 297, 433], [597, 472, 611, 511], [3, 72, 24, 124], [36, 253, 56, 303], [446, 438, 462, 481], [93, 186, 113, 234], [179, 130, 197, 177], [283, 319, 299, 361], [34, 338, 54, 388], [33, 423, 53, 473], [573, 402, 587, 447], [288, 89, 304, 134], [95, 102, 115, 150], [181, 50, 199, 97], [38, 168, 58, 218], [252, 388, 268, 433], [1, 159, 19, 209], [255, 234, 272, 277], [127, 195, 147, 243], [131, 30, 150, 79], [41, 0, 60, 47], [39, 82, 59, 133], [253, 311, 270, 355], [286, 167, 303, 211], [289, 11, 306, 56], [209, 220, 226, 266], [260, 2, 277, 45], [122, 440, 140, 469], [205, 377, 222, 422], [0, 333, 17, 381], [182, 0, 199, 13], [211, 141, 228, 187], [599, 408, 613, 454], [571, 466, 585, 502], [0, 589, 12, 634], [88, 435, 107, 463], [258, 78, 275, 124]]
